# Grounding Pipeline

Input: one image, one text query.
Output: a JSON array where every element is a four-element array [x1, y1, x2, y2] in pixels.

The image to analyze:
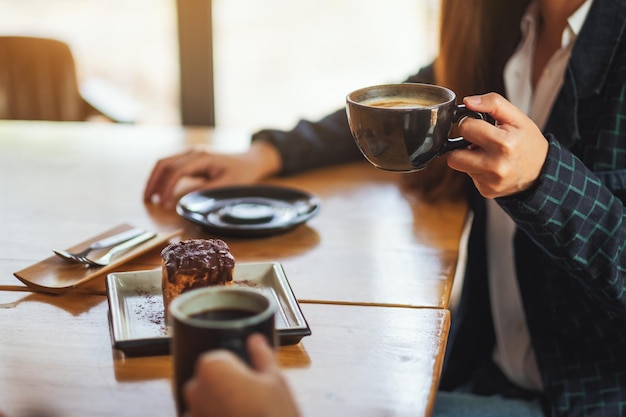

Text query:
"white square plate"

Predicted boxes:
[[105, 262, 311, 357]]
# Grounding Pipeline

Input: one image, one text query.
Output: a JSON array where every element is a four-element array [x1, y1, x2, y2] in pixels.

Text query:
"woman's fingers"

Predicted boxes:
[[447, 93, 549, 198], [247, 333, 278, 373]]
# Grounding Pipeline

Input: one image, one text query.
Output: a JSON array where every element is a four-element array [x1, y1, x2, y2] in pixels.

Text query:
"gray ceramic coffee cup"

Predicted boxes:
[[346, 83, 491, 172]]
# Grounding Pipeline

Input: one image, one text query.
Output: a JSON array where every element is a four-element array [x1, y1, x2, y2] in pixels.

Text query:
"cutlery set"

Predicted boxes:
[[53, 228, 157, 267]]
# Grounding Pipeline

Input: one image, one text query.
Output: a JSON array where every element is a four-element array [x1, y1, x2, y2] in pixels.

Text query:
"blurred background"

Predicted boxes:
[[0, 0, 440, 132]]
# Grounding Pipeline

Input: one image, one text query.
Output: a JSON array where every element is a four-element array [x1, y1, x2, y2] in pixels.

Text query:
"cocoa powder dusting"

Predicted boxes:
[[133, 287, 167, 334]]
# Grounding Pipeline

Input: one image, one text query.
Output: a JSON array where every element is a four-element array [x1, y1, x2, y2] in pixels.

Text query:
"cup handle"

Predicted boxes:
[[442, 104, 495, 153]]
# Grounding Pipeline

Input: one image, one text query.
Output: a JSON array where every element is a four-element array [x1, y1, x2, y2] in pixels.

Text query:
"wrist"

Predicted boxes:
[[247, 139, 283, 178]]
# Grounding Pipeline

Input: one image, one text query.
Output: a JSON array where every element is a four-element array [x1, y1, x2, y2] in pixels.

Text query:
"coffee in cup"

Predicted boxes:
[[346, 83, 492, 172], [169, 286, 276, 416]]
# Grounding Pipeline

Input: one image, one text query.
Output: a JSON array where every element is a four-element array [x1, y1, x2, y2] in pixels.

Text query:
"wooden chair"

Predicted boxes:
[[0, 36, 137, 122]]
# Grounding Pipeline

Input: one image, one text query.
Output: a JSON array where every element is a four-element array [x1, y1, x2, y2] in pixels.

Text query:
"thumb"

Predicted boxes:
[[463, 92, 527, 128], [247, 333, 278, 373]]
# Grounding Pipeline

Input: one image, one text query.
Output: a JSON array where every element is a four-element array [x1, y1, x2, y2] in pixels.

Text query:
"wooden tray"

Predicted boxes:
[[13, 224, 180, 294]]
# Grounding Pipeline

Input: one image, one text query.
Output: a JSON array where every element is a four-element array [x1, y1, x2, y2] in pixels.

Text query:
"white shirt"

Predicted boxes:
[[487, 0, 592, 392]]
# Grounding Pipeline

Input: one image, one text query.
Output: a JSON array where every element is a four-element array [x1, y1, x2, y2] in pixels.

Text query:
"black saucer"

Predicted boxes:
[[176, 185, 320, 237]]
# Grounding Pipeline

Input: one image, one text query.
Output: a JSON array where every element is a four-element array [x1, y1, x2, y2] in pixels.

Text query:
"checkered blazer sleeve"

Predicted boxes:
[[499, 137, 626, 317]]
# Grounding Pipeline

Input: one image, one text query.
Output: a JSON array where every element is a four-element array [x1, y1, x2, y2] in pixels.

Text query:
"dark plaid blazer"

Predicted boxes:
[[254, 1, 626, 416], [441, 2, 626, 416]]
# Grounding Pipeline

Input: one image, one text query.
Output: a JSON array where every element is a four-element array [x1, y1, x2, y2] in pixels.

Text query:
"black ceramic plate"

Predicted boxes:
[[176, 185, 320, 237]]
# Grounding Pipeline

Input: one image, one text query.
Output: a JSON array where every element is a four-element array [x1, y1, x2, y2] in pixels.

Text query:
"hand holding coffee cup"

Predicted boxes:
[[346, 83, 493, 172], [169, 287, 276, 416]]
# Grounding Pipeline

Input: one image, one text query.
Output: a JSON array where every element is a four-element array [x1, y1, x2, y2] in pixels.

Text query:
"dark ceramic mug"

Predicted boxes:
[[346, 83, 491, 172], [169, 286, 276, 416]]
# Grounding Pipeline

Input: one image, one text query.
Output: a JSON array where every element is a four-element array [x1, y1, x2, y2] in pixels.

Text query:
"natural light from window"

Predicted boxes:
[[0, 0, 440, 132]]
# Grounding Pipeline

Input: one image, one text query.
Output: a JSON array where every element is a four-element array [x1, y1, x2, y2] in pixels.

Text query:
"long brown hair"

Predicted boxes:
[[401, 0, 530, 202]]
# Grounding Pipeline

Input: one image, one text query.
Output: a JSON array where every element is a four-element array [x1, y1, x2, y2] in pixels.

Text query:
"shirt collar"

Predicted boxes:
[[564, 0, 593, 45], [520, 0, 593, 48]]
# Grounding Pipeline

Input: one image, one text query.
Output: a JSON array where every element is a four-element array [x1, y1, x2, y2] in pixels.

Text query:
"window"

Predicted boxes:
[[0, 0, 440, 131]]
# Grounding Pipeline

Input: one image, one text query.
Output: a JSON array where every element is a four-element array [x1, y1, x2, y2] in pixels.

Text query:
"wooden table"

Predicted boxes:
[[0, 290, 449, 417], [0, 121, 466, 417]]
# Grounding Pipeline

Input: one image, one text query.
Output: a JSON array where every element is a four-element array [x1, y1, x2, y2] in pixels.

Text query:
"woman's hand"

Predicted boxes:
[[446, 93, 549, 199], [144, 140, 282, 209], [183, 334, 300, 417]]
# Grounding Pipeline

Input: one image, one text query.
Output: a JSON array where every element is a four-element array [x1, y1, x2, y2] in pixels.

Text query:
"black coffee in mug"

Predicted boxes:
[[190, 307, 257, 321], [169, 287, 276, 416], [346, 83, 491, 172]]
